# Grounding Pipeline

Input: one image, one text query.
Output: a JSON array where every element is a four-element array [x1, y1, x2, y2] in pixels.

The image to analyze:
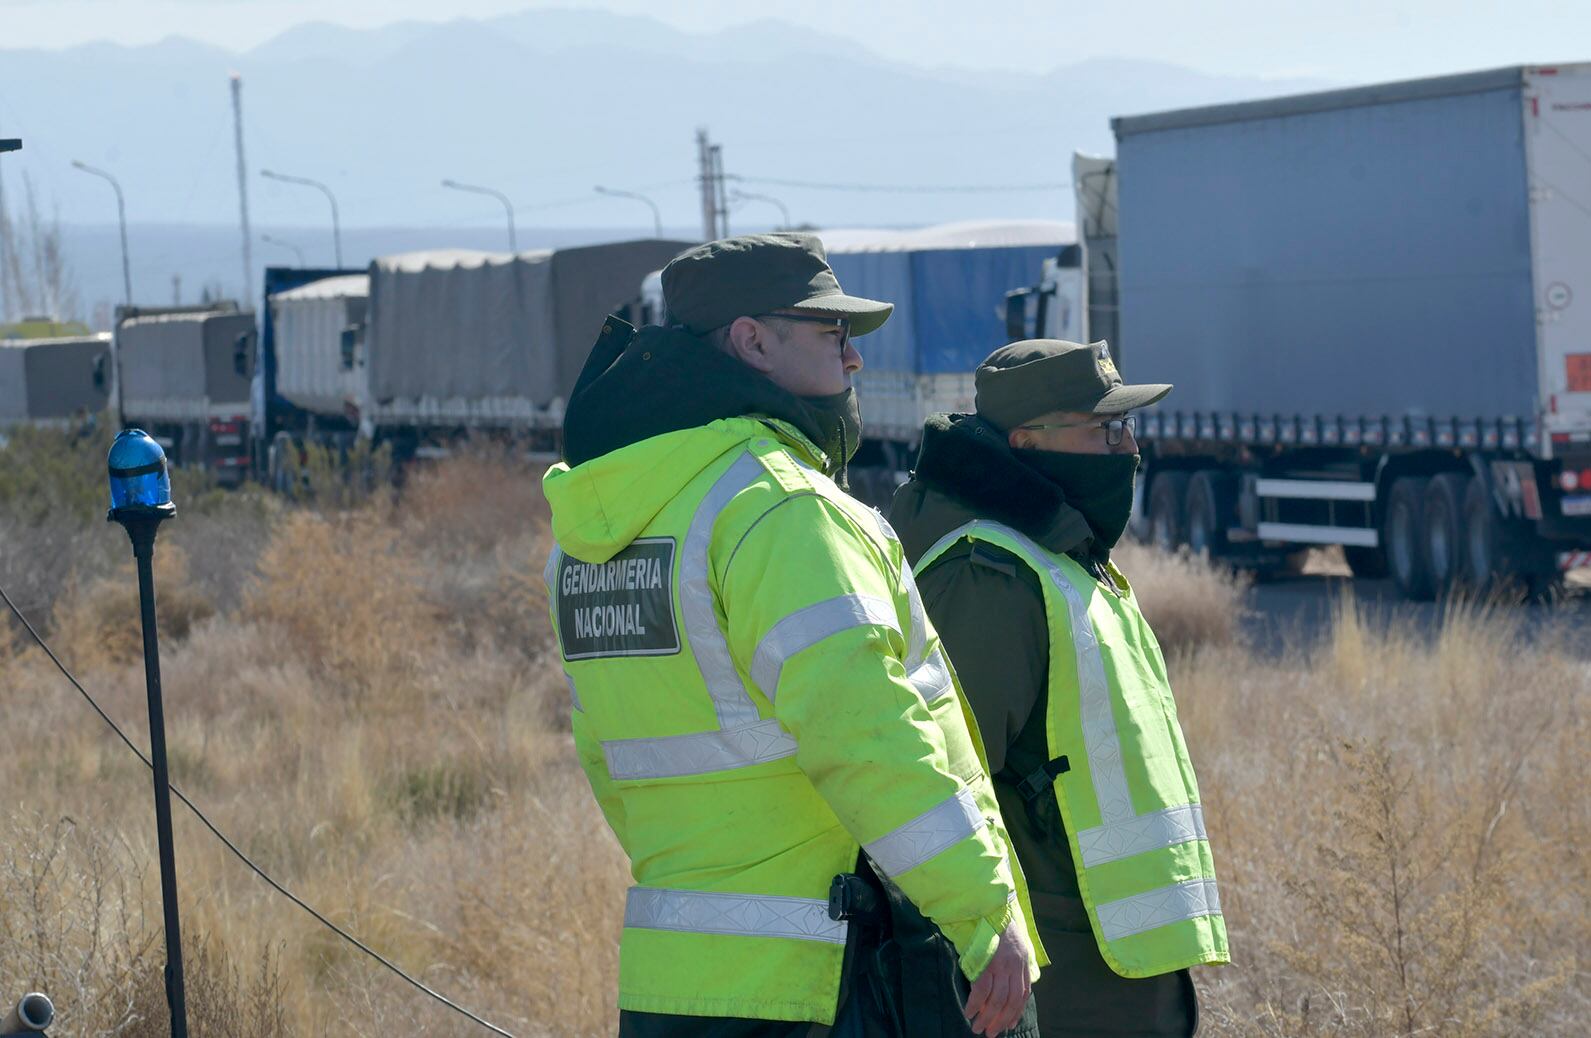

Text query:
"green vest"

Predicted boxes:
[[917, 520, 1229, 979], [543, 420, 1039, 1024]]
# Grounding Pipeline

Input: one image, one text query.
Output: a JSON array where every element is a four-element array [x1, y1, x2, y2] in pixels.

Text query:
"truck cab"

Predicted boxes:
[[1003, 247, 1085, 343]]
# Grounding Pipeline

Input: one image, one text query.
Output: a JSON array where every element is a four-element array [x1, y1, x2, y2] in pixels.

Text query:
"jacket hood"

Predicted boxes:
[[888, 412, 1094, 564], [545, 416, 822, 564]]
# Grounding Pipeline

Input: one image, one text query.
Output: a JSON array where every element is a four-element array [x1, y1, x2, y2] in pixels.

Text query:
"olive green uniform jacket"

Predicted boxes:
[[889, 414, 1197, 1038]]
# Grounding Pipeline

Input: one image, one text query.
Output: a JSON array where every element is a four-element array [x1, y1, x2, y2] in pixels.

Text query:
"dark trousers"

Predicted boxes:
[[1027, 892, 1198, 1038]]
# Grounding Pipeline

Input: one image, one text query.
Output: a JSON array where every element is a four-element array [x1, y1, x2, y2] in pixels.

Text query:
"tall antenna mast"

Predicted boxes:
[[230, 73, 253, 306]]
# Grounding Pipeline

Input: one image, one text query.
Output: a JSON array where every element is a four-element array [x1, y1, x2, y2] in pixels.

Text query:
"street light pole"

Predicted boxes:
[[730, 189, 792, 231], [259, 169, 342, 266], [441, 179, 517, 252], [260, 233, 305, 267], [594, 185, 663, 238], [72, 160, 133, 304]]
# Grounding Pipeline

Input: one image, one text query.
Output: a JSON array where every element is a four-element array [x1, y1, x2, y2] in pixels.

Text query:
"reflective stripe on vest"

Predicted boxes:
[[1096, 879, 1221, 942], [625, 886, 848, 944]]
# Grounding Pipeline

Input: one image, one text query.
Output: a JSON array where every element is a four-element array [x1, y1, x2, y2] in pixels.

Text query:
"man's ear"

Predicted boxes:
[[1008, 427, 1032, 450], [725, 316, 775, 374]]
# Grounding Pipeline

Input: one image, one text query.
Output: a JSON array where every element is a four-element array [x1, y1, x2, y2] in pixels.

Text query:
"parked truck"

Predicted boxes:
[[115, 305, 256, 484], [1013, 65, 1591, 598], [258, 239, 690, 470], [0, 333, 111, 430]]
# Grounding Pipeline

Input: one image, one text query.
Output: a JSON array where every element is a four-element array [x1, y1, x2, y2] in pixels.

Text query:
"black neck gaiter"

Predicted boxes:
[[800, 387, 863, 488], [1012, 449, 1140, 550]]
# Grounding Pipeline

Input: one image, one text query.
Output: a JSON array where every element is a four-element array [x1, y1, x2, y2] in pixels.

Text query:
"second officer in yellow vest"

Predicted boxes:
[[544, 234, 1042, 1037], [889, 340, 1229, 1037]]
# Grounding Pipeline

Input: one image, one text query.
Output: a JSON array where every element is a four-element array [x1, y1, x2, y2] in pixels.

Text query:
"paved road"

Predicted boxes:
[[1243, 566, 1591, 653]]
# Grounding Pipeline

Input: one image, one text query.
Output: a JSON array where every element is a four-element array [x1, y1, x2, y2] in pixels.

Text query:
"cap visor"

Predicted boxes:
[[1095, 382, 1172, 413], [785, 292, 894, 337]]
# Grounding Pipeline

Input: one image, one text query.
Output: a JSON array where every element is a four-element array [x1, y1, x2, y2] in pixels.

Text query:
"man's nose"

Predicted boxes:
[[843, 341, 863, 374]]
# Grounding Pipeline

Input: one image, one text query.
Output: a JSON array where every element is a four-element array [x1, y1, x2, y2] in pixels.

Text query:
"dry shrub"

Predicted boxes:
[[243, 509, 440, 687], [12, 446, 1584, 1037], [396, 442, 557, 659], [1113, 539, 1250, 655], [49, 543, 216, 670], [276, 438, 394, 513], [0, 811, 290, 1037], [1181, 595, 1587, 1035]]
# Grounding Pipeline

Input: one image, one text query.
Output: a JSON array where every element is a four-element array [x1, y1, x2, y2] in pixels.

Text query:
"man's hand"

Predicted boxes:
[[963, 918, 1033, 1037]]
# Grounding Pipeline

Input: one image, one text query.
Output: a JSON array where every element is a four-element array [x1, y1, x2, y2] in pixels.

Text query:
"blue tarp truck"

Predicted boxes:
[[1044, 65, 1591, 598]]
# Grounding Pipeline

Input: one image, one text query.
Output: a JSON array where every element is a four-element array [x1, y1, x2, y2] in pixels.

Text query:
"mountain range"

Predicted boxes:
[[0, 7, 1333, 318]]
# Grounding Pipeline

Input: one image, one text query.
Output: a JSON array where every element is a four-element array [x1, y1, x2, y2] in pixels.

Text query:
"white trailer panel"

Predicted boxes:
[[1524, 65, 1591, 445]]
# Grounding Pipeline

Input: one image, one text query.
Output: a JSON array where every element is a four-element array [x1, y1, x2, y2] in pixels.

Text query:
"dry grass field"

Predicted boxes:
[[1, 428, 1585, 1036]]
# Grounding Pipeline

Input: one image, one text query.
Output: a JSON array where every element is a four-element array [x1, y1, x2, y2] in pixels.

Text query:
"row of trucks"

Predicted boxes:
[[8, 63, 1586, 599], [253, 224, 1071, 505]]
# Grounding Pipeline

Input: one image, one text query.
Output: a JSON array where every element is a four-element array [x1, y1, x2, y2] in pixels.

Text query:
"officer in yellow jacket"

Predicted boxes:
[[543, 234, 1042, 1037], [889, 340, 1229, 1037]]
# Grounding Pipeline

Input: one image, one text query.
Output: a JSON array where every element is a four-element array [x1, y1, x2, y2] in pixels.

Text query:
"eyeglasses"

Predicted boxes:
[[756, 312, 852, 349], [1019, 414, 1137, 446]]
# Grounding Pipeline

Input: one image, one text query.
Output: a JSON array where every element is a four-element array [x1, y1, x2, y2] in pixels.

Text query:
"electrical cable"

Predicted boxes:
[[0, 579, 518, 1038]]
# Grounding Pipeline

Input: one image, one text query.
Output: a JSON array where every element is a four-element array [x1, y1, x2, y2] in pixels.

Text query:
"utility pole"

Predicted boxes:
[[711, 144, 729, 238], [696, 127, 718, 241], [230, 73, 253, 308]]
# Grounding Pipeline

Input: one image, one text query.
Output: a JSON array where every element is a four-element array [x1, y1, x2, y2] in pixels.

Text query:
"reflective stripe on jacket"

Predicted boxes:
[[543, 417, 1040, 1024], [917, 520, 1229, 979]]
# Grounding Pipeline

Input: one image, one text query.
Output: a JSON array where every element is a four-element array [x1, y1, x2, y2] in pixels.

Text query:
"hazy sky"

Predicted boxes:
[[2, 0, 1584, 82]]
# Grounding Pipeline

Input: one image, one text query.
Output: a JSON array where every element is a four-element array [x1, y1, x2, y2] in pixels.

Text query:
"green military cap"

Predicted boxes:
[[662, 232, 893, 337], [975, 338, 1172, 430]]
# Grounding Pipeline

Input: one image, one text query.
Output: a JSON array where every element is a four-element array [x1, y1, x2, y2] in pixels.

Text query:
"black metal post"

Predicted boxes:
[[122, 513, 189, 1038]]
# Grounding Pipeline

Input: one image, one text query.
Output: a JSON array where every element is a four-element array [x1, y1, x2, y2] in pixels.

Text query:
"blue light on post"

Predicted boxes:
[[107, 429, 173, 514]]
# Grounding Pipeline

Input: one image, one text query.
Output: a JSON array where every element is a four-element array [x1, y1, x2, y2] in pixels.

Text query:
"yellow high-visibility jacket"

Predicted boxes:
[[543, 416, 1041, 1024]]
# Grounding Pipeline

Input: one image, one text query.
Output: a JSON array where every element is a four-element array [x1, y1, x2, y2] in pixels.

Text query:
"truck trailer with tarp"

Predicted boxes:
[[0, 334, 111, 427], [115, 305, 256, 484], [1076, 64, 1591, 598], [362, 239, 691, 448]]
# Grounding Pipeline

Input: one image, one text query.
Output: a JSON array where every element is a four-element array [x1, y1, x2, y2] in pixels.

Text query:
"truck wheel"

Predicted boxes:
[[1385, 476, 1434, 600], [1185, 470, 1233, 558], [1423, 473, 1470, 595], [1148, 472, 1190, 552], [1343, 544, 1389, 579]]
